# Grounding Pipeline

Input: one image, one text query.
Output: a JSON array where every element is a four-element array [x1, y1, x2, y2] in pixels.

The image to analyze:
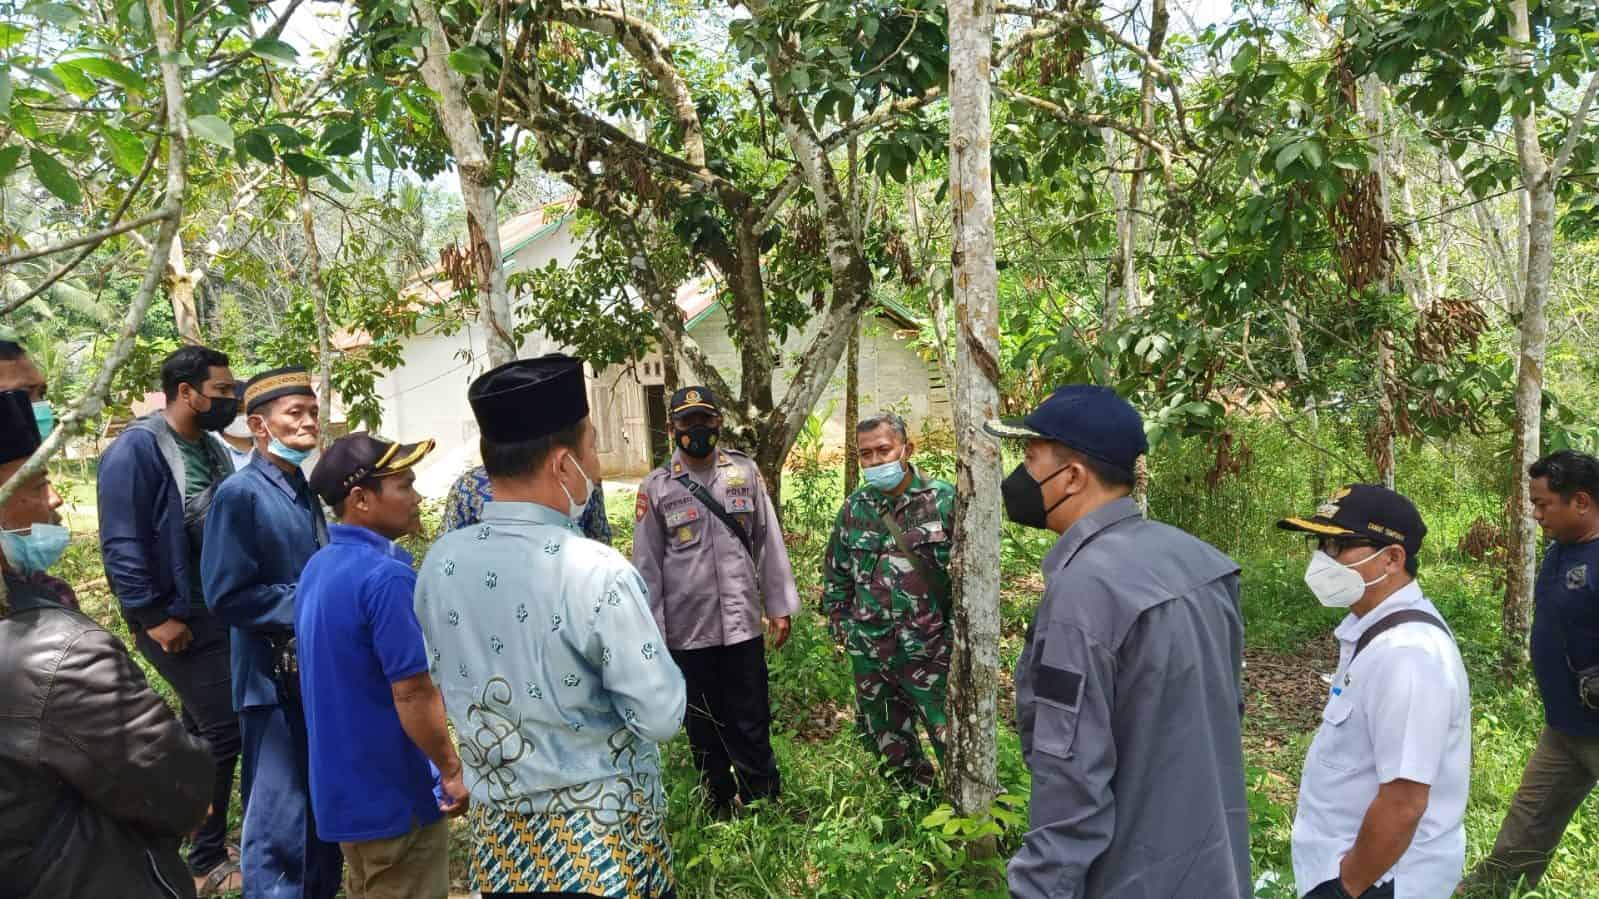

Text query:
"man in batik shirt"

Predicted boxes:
[[415, 355, 685, 899]]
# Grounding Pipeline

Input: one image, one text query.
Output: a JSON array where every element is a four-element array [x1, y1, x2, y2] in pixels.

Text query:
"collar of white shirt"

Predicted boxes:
[[1333, 580, 1426, 646]]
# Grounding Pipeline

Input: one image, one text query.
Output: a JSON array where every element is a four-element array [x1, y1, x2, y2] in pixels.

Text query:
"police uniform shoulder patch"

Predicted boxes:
[[635, 491, 649, 523], [1569, 563, 1589, 592], [1037, 664, 1083, 710]]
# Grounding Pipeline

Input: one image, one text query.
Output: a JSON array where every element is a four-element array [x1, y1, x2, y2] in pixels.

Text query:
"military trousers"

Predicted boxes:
[[669, 636, 781, 810], [847, 626, 950, 788], [1463, 725, 1599, 892], [238, 702, 344, 899]]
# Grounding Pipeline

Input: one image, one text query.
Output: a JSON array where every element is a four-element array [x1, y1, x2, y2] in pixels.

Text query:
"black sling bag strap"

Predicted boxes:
[[674, 473, 756, 559], [876, 509, 952, 615], [1353, 608, 1449, 661]]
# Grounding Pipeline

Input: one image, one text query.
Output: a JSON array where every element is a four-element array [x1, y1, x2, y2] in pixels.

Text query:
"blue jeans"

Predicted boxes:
[[238, 704, 343, 899]]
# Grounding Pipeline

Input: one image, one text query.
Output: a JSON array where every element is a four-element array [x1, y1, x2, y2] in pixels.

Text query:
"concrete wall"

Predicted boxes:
[[373, 215, 951, 490]]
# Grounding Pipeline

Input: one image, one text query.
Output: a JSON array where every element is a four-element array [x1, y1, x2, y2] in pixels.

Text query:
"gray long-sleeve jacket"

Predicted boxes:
[[1010, 497, 1250, 899]]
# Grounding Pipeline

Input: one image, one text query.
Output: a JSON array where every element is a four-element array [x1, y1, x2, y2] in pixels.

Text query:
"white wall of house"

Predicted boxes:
[[372, 213, 951, 493]]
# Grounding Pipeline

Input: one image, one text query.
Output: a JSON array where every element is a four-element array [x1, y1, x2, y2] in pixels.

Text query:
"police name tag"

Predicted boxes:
[[728, 496, 754, 513], [665, 508, 700, 528]]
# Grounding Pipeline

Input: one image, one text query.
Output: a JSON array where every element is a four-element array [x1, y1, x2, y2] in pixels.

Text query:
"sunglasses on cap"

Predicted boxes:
[[1306, 535, 1384, 557]]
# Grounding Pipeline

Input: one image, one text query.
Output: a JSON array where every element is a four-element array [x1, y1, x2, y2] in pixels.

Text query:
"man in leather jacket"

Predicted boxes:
[[0, 388, 213, 898]]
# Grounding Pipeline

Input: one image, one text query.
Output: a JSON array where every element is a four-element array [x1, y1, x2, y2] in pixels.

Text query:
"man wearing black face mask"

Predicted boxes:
[[98, 344, 244, 895], [988, 385, 1250, 899], [633, 386, 800, 817]]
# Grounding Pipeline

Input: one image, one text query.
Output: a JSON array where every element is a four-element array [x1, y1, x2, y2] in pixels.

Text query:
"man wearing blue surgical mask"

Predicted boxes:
[[1279, 485, 1471, 899], [1, 387, 215, 899], [821, 413, 956, 789], [202, 365, 342, 899]]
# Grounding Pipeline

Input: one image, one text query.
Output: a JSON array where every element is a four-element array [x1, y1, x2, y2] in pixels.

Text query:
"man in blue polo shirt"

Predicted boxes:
[[298, 433, 468, 899], [1462, 450, 1599, 895]]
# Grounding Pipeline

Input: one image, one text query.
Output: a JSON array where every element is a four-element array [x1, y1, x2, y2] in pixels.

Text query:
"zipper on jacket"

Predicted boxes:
[[145, 849, 181, 899]]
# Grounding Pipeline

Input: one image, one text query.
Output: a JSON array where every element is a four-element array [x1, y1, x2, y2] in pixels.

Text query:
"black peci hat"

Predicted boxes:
[[468, 354, 589, 443], [0, 389, 40, 465]]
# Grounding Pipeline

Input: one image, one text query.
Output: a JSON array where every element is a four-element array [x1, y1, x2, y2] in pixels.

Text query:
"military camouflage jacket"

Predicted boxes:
[[821, 467, 956, 651]]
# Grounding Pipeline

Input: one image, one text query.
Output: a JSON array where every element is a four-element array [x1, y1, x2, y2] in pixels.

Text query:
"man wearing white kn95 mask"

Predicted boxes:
[[1278, 484, 1471, 899]]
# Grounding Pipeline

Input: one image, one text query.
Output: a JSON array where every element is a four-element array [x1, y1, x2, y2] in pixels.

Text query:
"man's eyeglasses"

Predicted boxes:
[[1307, 535, 1377, 557]]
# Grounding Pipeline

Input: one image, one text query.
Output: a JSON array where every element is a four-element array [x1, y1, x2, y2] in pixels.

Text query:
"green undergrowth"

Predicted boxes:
[[43, 421, 1599, 897]]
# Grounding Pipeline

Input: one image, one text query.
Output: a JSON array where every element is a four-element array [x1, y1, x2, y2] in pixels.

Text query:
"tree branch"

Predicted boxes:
[[0, 209, 172, 269], [549, 1, 707, 169], [1549, 70, 1599, 190]]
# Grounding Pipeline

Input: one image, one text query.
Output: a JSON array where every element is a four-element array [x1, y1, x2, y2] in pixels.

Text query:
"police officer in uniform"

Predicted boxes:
[[1280, 485, 1471, 899], [633, 386, 800, 815], [988, 385, 1250, 899]]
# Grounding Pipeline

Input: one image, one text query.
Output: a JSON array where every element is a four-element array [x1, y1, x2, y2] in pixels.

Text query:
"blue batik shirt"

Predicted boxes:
[[443, 466, 612, 545], [414, 501, 685, 817]]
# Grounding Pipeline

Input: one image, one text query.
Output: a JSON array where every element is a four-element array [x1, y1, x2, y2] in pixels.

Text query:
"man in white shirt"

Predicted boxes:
[[1278, 484, 1471, 899]]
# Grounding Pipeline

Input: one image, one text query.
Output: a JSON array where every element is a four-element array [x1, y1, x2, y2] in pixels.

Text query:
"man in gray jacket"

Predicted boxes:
[[988, 385, 1250, 899]]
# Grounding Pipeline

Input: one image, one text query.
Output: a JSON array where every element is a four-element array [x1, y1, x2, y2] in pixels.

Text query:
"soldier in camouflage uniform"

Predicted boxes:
[[821, 413, 956, 788]]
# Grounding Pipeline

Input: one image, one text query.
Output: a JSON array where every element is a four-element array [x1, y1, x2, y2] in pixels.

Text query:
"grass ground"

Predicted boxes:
[[49, 432, 1599, 898]]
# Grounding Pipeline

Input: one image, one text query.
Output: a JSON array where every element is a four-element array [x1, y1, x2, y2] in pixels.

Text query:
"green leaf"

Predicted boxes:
[[0, 23, 29, 51], [69, 56, 147, 93], [1300, 139, 1324, 169], [27, 2, 82, 28], [0, 145, 23, 181], [237, 129, 275, 165], [100, 124, 147, 175], [251, 38, 299, 65], [281, 152, 328, 177], [1273, 141, 1303, 173], [0, 68, 11, 117], [447, 45, 492, 76], [51, 63, 97, 99], [189, 114, 235, 151], [29, 148, 81, 204], [319, 119, 362, 156]]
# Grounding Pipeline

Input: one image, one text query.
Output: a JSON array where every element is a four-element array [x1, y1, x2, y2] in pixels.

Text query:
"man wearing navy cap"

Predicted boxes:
[[202, 365, 343, 899], [1279, 486, 1469, 899], [298, 433, 468, 899], [986, 384, 1250, 899], [414, 355, 685, 898]]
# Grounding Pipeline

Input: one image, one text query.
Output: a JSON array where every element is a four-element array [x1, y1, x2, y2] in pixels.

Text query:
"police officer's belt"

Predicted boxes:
[[673, 473, 755, 559]]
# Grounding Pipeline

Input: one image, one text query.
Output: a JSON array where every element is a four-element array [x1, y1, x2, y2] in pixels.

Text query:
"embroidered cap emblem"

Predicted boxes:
[[685, 389, 701, 404]]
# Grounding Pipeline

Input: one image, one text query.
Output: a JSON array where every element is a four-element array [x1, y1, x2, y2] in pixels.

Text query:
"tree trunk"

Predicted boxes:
[[844, 322, 860, 493], [415, 0, 516, 368], [946, 0, 1002, 821], [1358, 75, 1399, 488], [1502, 0, 1555, 673], [1284, 301, 1325, 499], [295, 176, 334, 449], [0, 0, 189, 608]]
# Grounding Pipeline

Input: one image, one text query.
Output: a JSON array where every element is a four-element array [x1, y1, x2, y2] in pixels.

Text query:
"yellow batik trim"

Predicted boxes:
[[244, 372, 312, 408]]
